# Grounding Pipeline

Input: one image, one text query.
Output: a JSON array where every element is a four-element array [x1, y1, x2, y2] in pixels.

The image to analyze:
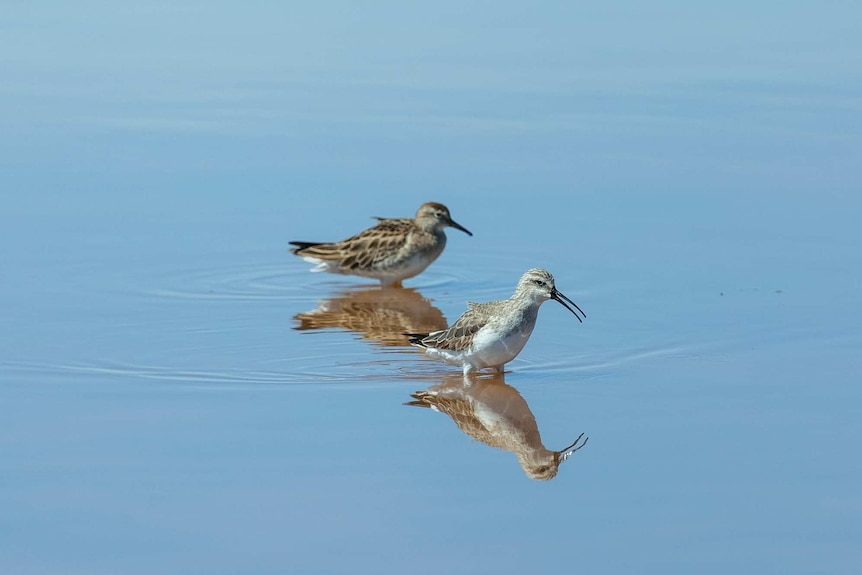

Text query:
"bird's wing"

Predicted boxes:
[[417, 306, 489, 351], [291, 218, 413, 267]]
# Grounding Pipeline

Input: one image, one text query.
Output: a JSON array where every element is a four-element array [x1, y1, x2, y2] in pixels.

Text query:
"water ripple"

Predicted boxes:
[[143, 262, 307, 302], [0, 353, 431, 386], [140, 259, 474, 304]]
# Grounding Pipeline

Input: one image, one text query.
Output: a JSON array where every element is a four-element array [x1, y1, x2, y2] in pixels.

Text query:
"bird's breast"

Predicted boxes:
[[470, 321, 535, 367]]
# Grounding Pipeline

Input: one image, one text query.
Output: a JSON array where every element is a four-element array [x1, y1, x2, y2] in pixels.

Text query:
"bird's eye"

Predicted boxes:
[[534, 279, 545, 287]]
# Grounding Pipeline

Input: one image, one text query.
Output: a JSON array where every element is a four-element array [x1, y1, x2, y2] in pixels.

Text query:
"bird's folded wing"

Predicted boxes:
[[420, 308, 486, 351]]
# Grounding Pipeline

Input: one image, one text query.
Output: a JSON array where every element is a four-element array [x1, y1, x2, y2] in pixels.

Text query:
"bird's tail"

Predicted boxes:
[[404, 333, 430, 346], [404, 391, 438, 409], [289, 241, 324, 255]]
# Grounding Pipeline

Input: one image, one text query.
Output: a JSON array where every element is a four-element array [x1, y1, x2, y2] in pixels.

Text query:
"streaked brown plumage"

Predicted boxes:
[[290, 202, 472, 287], [293, 286, 448, 347]]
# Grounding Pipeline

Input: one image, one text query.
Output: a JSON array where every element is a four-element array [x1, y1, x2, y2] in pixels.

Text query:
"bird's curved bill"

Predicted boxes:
[[447, 218, 473, 236], [551, 289, 586, 322], [556, 433, 589, 464]]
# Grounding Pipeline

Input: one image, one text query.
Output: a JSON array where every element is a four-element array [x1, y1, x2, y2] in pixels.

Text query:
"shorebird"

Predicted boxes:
[[289, 202, 472, 287], [407, 373, 589, 480], [408, 268, 585, 373]]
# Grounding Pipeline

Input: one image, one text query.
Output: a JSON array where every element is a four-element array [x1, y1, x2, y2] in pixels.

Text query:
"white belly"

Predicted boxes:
[[468, 324, 534, 369], [382, 251, 434, 282]]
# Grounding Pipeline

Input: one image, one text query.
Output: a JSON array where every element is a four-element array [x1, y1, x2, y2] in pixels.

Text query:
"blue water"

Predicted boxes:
[[2, 2, 861, 574]]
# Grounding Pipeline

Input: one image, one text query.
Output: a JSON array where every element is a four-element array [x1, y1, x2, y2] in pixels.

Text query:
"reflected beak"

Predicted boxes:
[[446, 217, 473, 236], [556, 433, 589, 464], [551, 288, 586, 322]]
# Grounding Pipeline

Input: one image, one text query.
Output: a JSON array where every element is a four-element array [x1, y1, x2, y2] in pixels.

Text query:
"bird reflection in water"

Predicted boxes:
[[406, 373, 588, 480], [293, 286, 448, 347]]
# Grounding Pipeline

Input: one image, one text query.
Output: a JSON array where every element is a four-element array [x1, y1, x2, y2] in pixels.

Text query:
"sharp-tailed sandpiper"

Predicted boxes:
[[408, 268, 585, 373], [290, 202, 472, 287]]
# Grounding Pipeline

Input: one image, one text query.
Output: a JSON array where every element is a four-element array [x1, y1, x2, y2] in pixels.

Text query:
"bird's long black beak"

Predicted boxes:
[[556, 432, 589, 464], [551, 288, 586, 322], [446, 218, 473, 236]]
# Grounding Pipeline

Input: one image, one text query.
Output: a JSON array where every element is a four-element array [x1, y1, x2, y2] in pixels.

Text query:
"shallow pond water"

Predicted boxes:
[[2, 2, 861, 574]]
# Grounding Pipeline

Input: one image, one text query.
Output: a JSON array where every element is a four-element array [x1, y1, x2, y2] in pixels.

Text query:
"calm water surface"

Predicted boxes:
[[2, 2, 861, 574]]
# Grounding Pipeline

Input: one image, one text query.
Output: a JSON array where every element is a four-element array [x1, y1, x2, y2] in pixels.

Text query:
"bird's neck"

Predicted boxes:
[[505, 295, 542, 324]]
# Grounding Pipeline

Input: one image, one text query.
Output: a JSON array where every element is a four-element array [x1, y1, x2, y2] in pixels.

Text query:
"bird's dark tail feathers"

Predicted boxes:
[[404, 391, 436, 409], [405, 333, 429, 346], [289, 241, 323, 254]]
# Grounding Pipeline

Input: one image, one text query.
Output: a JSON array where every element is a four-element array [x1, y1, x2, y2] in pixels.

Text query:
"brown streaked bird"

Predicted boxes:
[[408, 268, 586, 374], [406, 373, 588, 481], [293, 285, 448, 347], [289, 202, 472, 287]]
